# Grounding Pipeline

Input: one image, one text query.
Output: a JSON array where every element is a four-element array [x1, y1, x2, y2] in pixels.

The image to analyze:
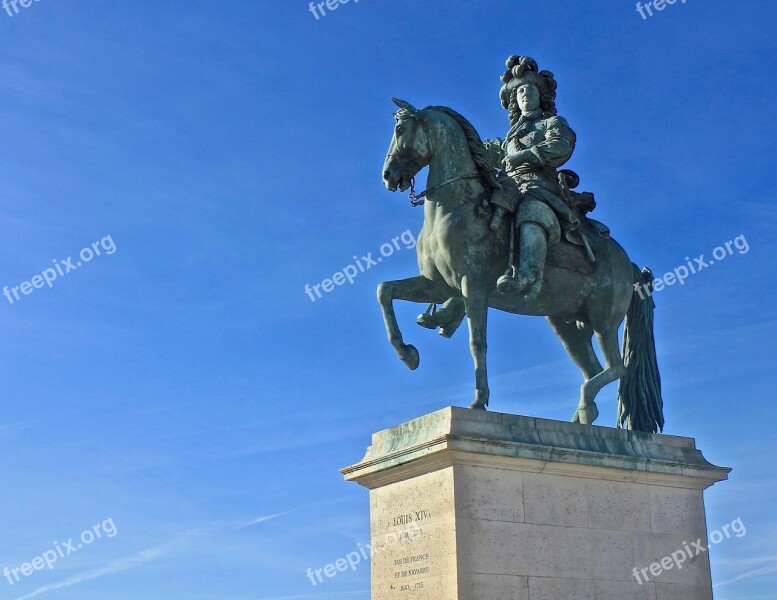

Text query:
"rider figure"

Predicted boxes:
[[417, 55, 582, 334], [490, 55, 578, 299]]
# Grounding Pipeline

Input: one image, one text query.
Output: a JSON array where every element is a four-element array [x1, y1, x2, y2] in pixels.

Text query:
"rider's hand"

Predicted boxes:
[[502, 153, 520, 169], [503, 149, 541, 169]]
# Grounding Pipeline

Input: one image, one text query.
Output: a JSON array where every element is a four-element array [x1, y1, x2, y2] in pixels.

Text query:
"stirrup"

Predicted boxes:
[[496, 266, 520, 295], [416, 303, 437, 329], [497, 267, 540, 297]]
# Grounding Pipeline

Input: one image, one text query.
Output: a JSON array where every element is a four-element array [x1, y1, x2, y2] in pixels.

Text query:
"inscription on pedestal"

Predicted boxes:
[[385, 510, 432, 592], [370, 468, 459, 599]]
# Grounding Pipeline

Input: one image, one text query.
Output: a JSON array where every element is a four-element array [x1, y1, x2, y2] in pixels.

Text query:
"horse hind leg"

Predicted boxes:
[[546, 317, 604, 424], [575, 327, 627, 425]]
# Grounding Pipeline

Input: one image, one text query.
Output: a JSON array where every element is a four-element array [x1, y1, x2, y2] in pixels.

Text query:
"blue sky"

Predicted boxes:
[[0, 0, 774, 598]]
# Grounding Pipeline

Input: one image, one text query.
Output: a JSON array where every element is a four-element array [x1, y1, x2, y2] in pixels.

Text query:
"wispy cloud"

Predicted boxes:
[[12, 511, 292, 600], [0, 420, 36, 435], [237, 511, 290, 529], [12, 540, 178, 600], [714, 559, 777, 588]]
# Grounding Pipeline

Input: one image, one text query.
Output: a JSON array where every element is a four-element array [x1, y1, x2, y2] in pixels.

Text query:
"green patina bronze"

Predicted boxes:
[[379, 55, 664, 433]]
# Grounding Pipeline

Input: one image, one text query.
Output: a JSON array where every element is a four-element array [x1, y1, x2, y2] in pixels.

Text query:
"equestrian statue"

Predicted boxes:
[[379, 55, 664, 432]]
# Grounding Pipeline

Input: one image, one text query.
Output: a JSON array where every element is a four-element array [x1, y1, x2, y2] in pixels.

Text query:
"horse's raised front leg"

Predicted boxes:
[[377, 276, 448, 370], [462, 276, 490, 410]]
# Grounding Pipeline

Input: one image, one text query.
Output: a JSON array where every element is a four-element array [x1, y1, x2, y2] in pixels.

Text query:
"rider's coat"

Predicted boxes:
[[491, 108, 578, 241]]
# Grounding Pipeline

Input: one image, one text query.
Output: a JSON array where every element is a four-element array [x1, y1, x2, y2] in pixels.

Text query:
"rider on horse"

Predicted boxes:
[[490, 56, 581, 298], [383, 60, 661, 430], [418, 55, 595, 335]]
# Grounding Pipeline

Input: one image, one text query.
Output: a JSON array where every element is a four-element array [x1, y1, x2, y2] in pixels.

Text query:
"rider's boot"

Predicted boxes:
[[416, 297, 466, 338], [496, 222, 547, 300]]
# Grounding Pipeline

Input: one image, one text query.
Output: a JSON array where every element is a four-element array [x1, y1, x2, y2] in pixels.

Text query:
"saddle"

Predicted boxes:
[[547, 219, 609, 276], [546, 170, 610, 276]]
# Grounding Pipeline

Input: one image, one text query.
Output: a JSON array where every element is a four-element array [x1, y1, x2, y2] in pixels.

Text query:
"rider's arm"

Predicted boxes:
[[503, 117, 576, 169], [534, 116, 576, 168]]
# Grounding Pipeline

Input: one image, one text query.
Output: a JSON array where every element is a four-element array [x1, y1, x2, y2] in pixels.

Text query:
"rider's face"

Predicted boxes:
[[516, 84, 540, 114]]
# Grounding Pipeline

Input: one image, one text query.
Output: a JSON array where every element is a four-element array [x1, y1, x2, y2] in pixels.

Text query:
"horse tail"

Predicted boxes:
[[617, 265, 665, 433]]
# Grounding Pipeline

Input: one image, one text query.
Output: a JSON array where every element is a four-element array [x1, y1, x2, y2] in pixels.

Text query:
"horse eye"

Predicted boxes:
[[396, 126, 404, 135]]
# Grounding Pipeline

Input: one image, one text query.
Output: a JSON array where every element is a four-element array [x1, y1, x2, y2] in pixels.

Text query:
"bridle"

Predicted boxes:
[[386, 112, 480, 207], [407, 174, 481, 207]]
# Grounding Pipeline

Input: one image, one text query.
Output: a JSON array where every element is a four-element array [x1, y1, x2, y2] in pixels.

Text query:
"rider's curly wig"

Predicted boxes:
[[499, 55, 558, 121]]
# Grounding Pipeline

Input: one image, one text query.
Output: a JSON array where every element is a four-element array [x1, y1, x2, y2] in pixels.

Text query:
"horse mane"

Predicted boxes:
[[426, 106, 500, 190]]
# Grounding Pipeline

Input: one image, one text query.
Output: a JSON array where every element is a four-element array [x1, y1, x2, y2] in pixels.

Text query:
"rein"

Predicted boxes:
[[408, 175, 480, 207]]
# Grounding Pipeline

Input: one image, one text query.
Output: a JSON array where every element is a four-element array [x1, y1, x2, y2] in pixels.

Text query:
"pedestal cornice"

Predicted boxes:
[[341, 407, 730, 490]]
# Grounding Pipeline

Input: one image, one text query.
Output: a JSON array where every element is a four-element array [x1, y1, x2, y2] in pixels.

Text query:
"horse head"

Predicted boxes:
[[382, 98, 434, 193]]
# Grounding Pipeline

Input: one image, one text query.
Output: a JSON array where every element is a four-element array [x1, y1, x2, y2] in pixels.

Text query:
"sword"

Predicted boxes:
[[558, 172, 596, 263]]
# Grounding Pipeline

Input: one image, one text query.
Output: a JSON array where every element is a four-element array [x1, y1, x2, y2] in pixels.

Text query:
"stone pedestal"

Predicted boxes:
[[341, 407, 730, 600]]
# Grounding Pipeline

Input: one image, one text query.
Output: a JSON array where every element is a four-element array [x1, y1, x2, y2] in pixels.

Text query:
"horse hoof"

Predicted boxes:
[[575, 403, 599, 425], [400, 344, 420, 370], [468, 392, 489, 410]]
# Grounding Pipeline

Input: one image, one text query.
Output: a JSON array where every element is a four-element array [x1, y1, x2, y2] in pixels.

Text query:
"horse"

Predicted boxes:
[[379, 98, 664, 432]]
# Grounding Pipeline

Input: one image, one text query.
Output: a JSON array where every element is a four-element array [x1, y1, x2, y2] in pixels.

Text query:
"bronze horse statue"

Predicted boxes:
[[380, 98, 664, 432]]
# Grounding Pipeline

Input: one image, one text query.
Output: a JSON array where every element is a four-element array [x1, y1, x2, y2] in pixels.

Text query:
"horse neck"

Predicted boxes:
[[426, 111, 480, 190]]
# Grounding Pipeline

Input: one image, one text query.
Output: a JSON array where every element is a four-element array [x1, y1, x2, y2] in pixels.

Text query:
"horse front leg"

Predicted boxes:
[[377, 276, 448, 370], [462, 276, 490, 410]]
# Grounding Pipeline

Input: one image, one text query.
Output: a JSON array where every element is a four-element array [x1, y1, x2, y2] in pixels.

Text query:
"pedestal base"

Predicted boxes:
[[342, 408, 730, 600]]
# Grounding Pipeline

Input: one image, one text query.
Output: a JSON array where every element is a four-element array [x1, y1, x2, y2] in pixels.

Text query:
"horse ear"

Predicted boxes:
[[391, 97, 417, 114]]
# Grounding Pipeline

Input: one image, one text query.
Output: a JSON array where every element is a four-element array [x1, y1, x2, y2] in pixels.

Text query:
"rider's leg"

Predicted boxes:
[[497, 221, 547, 299], [488, 175, 519, 232]]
